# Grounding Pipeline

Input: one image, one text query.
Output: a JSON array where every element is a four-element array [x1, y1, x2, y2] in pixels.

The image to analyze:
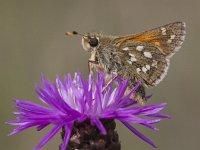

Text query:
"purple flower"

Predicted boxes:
[[7, 72, 170, 150]]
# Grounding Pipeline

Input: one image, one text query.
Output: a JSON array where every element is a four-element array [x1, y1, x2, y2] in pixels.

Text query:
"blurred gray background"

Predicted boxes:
[[1, 0, 200, 149]]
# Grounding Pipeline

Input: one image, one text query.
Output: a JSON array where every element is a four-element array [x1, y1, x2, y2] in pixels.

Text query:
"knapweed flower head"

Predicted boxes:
[[7, 72, 170, 150]]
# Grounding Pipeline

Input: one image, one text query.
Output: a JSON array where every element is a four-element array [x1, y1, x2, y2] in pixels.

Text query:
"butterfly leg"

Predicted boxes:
[[88, 60, 105, 74], [102, 74, 118, 93], [88, 60, 117, 93], [88, 60, 95, 74]]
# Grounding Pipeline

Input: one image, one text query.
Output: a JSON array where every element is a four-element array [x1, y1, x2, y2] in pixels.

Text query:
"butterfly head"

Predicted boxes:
[[81, 32, 101, 52], [65, 31, 101, 52]]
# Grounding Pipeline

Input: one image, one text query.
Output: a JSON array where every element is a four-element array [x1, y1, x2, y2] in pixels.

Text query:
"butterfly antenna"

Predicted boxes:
[[65, 31, 84, 37]]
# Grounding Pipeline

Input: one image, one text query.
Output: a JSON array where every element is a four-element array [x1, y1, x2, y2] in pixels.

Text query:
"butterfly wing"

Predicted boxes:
[[114, 22, 186, 87]]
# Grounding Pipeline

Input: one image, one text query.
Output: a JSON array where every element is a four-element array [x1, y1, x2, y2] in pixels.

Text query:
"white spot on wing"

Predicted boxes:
[[130, 57, 137, 62], [141, 65, 150, 74], [129, 53, 137, 62], [170, 35, 176, 39], [127, 60, 132, 64], [161, 27, 167, 35], [136, 45, 144, 51], [143, 51, 152, 58], [142, 66, 148, 73], [152, 60, 158, 67], [136, 68, 141, 74], [123, 47, 129, 51], [180, 35, 185, 41], [146, 65, 150, 70], [167, 39, 172, 43]]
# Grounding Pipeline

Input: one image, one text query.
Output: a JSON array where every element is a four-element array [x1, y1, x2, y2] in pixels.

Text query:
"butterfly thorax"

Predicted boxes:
[[94, 37, 123, 74]]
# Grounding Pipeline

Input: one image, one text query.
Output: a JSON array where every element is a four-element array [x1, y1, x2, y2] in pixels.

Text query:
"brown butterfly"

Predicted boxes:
[[66, 22, 186, 104]]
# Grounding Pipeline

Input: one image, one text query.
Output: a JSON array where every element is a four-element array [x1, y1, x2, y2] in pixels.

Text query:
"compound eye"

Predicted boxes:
[[89, 37, 99, 47]]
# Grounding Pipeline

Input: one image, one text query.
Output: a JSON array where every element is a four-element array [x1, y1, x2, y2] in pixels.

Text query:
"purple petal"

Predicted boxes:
[[140, 123, 159, 131], [8, 122, 40, 136], [122, 80, 142, 101], [146, 119, 161, 124], [117, 115, 151, 123], [6, 120, 28, 126], [92, 118, 107, 135], [147, 113, 171, 119], [37, 123, 50, 131], [60, 123, 73, 150], [14, 99, 52, 114], [131, 103, 167, 115], [35, 124, 62, 150], [122, 121, 158, 148], [102, 82, 114, 108]]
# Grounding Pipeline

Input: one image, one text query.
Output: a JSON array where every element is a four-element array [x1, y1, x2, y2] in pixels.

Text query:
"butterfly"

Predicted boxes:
[[66, 21, 186, 104]]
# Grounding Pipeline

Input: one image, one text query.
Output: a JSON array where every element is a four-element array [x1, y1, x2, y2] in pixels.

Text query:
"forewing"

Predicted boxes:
[[114, 22, 186, 87], [115, 22, 186, 58]]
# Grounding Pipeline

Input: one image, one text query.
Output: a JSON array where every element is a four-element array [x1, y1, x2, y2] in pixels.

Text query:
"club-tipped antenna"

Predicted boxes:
[[65, 31, 84, 37]]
